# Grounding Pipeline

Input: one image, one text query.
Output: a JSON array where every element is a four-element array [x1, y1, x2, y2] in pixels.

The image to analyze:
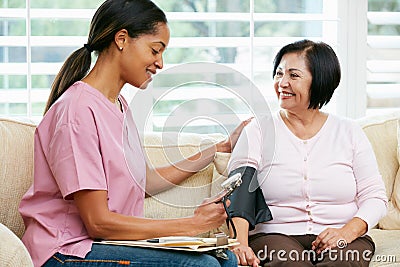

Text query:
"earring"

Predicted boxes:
[[119, 47, 123, 51]]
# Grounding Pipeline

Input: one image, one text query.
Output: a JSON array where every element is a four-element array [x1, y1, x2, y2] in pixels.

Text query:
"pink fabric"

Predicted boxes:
[[229, 111, 387, 236], [19, 81, 146, 267]]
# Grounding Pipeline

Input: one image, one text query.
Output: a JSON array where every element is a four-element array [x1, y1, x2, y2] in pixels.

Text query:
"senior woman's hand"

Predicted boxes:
[[311, 227, 350, 254], [232, 243, 260, 267], [312, 217, 368, 254], [216, 117, 253, 153]]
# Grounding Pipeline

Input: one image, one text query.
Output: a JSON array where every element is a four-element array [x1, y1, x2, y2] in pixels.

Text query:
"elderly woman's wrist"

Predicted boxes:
[[341, 219, 367, 243]]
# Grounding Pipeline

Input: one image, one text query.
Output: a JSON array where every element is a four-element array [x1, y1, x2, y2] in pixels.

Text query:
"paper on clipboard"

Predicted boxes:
[[95, 236, 239, 252]]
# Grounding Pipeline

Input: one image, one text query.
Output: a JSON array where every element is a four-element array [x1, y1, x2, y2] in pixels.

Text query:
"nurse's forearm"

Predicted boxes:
[[145, 144, 216, 195]]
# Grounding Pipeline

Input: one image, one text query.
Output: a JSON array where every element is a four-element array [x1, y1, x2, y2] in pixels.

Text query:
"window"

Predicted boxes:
[[366, 0, 400, 115], [136, 0, 342, 133], [0, 0, 399, 133], [0, 0, 100, 121]]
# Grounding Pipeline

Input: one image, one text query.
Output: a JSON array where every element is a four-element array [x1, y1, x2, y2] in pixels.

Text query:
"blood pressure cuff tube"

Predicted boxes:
[[227, 166, 272, 231]]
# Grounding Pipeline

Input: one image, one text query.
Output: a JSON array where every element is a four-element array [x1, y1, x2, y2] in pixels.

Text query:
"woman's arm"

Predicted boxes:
[[145, 118, 253, 195], [231, 217, 260, 267], [145, 143, 216, 196], [350, 123, 388, 228], [73, 190, 228, 240], [228, 166, 271, 267]]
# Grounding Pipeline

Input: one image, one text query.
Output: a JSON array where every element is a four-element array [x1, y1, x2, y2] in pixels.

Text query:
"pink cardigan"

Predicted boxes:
[[228, 111, 387, 236]]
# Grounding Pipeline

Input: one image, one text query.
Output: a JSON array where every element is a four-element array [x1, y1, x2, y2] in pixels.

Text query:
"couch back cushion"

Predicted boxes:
[[378, 119, 400, 230], [0, 119, 35, 238], [358, 113, 400, 229], [143, 132, 225, 236], [211, 154, 231, 236]]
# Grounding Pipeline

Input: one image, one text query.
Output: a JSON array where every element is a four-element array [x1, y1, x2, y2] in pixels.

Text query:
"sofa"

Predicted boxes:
[[0, 111, 399, 266]]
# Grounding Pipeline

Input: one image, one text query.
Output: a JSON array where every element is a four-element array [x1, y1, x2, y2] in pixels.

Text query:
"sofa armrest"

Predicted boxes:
[[0, 223, 33, 267]]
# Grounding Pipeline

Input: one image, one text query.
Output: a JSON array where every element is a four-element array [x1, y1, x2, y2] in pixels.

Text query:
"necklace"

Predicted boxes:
[[115, 98, 122, 112]]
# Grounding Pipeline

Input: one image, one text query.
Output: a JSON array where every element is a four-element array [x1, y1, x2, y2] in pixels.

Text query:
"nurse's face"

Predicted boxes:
[[120, 23, 170, 89]]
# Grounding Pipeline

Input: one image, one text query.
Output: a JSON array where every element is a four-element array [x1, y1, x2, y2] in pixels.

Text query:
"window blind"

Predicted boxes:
[[366, 1, 400, 115], [1, 0, 397, 131]]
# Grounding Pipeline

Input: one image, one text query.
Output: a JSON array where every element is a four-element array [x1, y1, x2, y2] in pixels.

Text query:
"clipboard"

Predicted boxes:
[[95, 236, 239, 252]]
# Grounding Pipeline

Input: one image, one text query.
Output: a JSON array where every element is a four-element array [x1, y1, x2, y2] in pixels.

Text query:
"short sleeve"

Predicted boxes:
[[47, 119, 107, 199]]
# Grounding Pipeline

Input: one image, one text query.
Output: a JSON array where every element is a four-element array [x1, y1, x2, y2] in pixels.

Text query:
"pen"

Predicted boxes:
[[145, 237, 201, 244]]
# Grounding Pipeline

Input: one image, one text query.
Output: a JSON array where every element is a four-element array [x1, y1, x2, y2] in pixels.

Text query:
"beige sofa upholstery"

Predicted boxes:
[[0, 112, 399, 266], [0, 119, 35, 267], [357, 112, 400, 266]]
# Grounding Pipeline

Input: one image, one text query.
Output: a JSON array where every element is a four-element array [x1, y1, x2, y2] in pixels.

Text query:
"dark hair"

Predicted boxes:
[[272, 39, 341, 109], [44, 0, 167, 114]]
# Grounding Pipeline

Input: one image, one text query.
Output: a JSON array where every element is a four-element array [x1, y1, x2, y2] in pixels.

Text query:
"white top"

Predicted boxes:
[[228, 111, 387, 236]]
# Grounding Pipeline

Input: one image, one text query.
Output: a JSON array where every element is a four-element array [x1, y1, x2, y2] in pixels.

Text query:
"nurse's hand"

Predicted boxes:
[[216, 117, 253, 153], [192, 197, 229, 233]]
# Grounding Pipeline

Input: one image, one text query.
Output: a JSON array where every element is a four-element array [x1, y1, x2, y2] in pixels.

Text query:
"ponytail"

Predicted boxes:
[[44, 47, 92, 114]]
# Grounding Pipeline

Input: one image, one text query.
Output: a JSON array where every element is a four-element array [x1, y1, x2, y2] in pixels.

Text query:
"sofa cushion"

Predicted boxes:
[[210, 152, 233, 234], [378, 120, 400, 230], [214, 152, 231, 177], [211, 165, 230, 236], [0, 223, 33, 267], [143, 132, 226, 237], [211, 152, 232, 198], [358, 114, 399, 200], [368, 229, 400, 266], [0, 119, 35, 239], [358, 113, 400, 230]]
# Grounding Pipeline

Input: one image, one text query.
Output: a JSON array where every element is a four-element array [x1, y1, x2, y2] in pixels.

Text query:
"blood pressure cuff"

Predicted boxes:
[[227, 166, 272, 230]]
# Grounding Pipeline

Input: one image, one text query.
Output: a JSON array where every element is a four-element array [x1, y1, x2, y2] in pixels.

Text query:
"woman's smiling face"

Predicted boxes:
[[120, 22, 170, 89], [274, 52, 313, 112]]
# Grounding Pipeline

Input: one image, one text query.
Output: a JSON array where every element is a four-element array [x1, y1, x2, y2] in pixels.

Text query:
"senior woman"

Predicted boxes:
[[228, 39, 388, 267]]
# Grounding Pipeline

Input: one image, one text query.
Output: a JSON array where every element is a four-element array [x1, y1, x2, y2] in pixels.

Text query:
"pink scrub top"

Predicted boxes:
[[19, 81, 146, 267]]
